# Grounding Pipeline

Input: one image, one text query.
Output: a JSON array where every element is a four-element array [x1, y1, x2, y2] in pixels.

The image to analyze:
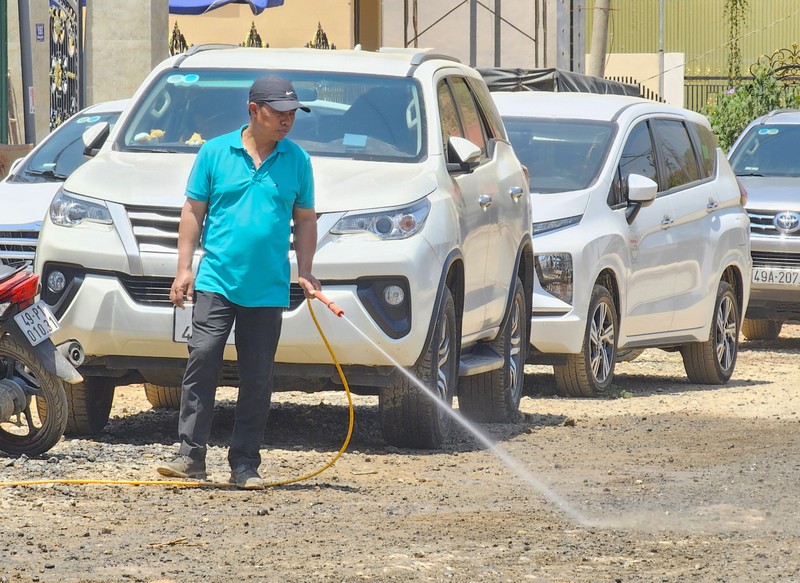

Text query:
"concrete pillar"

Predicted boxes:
[[6, 0, 49, 143], [86, 0, 168, 104]]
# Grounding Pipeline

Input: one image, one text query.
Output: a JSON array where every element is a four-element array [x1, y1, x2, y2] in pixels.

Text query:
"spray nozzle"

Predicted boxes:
[[312, 290, 344, 317]]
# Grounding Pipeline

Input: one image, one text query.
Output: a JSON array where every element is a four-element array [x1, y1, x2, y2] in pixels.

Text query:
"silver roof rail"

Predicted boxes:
[[173, 43, 241, 68], [405, 51, 460, 77]]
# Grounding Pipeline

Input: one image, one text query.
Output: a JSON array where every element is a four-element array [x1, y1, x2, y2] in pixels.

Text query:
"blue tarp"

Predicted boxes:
[[168, 0, 284, 15]]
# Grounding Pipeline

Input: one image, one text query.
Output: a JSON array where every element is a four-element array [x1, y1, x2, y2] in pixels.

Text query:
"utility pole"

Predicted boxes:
[[658, 0, 665, 100], [1, 0, 7, 143], [587, 0, 610, 78]]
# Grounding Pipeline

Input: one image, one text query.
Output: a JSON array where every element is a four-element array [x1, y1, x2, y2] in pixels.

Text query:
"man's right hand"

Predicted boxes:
[[170, 269, 194, 308]]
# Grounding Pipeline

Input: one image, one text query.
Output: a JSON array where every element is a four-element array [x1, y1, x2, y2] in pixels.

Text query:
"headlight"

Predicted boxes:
[[535, 253, 573, 304], [532, 215, 581, 236], [330, 199, 430, 240], [50, 190, 113, 227]]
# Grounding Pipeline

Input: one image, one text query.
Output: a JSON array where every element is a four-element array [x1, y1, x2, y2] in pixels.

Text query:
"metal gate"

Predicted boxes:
[[49, 0, 81, 131]]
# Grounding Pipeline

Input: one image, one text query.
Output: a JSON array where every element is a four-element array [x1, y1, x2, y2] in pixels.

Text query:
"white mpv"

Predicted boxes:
[[34, 47, 533, 448], [493, 92, 751, 396]]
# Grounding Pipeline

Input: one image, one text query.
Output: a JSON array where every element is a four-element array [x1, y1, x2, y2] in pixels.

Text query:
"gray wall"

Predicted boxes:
[[86, 0, 169, 104]]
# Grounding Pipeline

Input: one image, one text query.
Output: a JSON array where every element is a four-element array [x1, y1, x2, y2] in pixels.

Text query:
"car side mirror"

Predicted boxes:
[[82, 122, 110, 157], [446, 136, 481, 174], [625, 173, 658, 224]]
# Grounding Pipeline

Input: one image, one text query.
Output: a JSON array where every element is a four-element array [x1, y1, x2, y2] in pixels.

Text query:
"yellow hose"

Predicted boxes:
[[0, 298, 354, 489]]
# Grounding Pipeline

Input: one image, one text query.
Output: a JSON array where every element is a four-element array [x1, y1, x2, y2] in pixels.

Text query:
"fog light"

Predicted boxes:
[[383, 285, 405, 306], [47, 270, 66, 294]]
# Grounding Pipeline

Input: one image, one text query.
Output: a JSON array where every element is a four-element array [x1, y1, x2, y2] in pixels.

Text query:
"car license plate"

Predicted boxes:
[[173, 304, 235, 344], [752, 268, 800, 286], [13, 300, 61, 347]]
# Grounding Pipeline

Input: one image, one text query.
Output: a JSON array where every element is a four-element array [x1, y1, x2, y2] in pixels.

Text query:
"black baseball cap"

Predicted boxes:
[[248, 76, 310, 112]]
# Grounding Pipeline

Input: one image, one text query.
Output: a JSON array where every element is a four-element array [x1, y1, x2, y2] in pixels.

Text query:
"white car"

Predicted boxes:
[[34, 46, 532, 447], [0, 100, 128, 266], [727, 109, 800, 340], [493, 91, 751, 396]]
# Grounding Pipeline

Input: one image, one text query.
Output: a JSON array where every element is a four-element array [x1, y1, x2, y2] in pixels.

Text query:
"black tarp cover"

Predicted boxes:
[[478, 68, 639, 97]]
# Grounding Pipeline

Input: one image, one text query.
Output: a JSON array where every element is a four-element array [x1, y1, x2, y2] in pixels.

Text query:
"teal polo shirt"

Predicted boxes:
[[186, 126, 314, 307]]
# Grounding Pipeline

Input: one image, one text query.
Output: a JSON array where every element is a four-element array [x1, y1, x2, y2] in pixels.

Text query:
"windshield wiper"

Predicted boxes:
[[24, 168, 68, 180], [736, 172, 764, 177], [126, 146, 180, 153]]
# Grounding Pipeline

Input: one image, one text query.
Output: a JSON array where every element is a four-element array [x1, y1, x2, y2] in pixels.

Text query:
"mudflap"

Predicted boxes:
[[4, 320, 83, 385]]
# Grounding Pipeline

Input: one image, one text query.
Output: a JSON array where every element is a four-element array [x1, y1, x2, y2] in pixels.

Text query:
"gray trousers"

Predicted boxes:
[[177, 290, 283, 471]]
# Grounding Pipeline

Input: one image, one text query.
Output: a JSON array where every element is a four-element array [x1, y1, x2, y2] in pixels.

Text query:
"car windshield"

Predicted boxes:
[[729, 124, 800, 177], [9, 110, 122, 183], [503, 117, 615, 193], [118, 69, 425, 162]]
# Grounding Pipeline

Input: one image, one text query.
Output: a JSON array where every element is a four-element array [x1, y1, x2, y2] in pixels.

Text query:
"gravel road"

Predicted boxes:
[[2, 326, 799, 582]]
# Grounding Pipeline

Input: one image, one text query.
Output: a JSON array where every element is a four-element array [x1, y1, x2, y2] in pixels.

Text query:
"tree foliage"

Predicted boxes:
[[704, 65, 800, 151]]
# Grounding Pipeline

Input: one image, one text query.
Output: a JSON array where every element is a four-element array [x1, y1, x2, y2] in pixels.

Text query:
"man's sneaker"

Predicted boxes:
[[156, 455, 207, 480], [230, 467, 266, 490]]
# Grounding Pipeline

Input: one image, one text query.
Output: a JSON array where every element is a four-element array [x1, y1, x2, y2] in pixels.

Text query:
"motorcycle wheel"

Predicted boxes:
[[0, 334, 69, 457]]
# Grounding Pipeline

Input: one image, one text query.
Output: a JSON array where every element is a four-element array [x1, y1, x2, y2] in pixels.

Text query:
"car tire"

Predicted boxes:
[[63, 377, 116, 435], [458, 276, 527, 422], [741, 318, 782, 341], [554, 284, 617, 397], [380, 288, 458, 449], [681, 281, 739, 385], [144, 383, 182, 410]]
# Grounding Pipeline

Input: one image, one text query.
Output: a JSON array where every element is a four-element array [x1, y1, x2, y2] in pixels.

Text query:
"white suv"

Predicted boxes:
[[492, 91, 751, 396], [34, 46, 532, 448], [728, 109, 800, 340]]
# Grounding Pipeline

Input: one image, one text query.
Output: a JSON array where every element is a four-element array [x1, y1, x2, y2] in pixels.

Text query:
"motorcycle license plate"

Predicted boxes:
[[13, 301, 61, 347], [173, 304, 235, 344]]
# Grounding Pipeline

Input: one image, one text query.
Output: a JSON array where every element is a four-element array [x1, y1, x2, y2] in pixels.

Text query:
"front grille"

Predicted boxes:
[[748, 209, 800, 238], [126, 206, 181, 252], [118, 274, 173, 305], [118, 273, 306, 310], [751, 251, 800, 269], [0, 230, 37, 265]]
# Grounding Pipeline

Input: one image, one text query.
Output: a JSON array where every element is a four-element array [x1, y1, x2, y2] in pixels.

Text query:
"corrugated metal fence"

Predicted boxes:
[[586, 0, 800, 110]]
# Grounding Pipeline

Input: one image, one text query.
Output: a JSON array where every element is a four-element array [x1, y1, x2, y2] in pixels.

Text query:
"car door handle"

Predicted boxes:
[[509, 186, 524, 201], [661, 217, 674, 229], [479, 194, 493, 210], [707, 199, 719, 212]]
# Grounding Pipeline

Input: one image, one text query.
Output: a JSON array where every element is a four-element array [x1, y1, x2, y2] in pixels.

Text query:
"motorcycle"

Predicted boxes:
[[0, 262, 82, 457]]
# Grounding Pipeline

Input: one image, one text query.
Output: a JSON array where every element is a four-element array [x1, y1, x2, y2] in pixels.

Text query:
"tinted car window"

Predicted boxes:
[[729, 124, 800, 177], [449, 77, 487, 155], [8, 110, 122, 183], [437, 81, 463, 157], [467, 77, 505, 140], [692, 122, 718, 178], [619, 121, 658, 188], [652, 119, 700, 190], [503, 117, 614, 193]]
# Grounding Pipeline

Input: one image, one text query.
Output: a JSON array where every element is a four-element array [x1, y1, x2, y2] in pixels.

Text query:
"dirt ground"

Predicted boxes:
[[2, 325, 800, 582]]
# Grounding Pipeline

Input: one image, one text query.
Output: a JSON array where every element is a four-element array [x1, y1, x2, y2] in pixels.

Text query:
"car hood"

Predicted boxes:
[[739, 176, 800, 210], [64, 151, 437, 212], [0, 180, 62, 226], [530, 189, 590, 224]]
